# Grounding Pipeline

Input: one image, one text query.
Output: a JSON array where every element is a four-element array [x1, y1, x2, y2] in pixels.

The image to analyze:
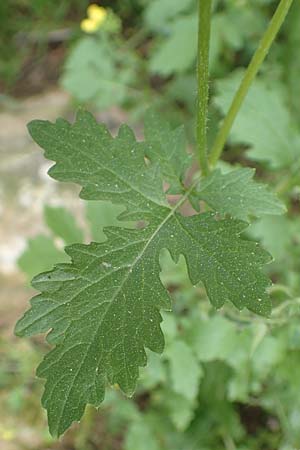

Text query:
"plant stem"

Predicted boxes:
[[220, 429, 237, 450], [197, 0, 212, 176], [209, 0, 294, 167]]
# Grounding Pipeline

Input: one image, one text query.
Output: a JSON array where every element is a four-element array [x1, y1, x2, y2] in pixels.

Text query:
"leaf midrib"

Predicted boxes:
[[43, 181, 198, 433]]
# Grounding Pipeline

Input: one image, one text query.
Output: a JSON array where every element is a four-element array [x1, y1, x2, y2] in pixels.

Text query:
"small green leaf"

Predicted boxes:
[[140, 351, 166, 389], [18, 235, 68, 280], [125, 419, 160, 450], [249, 215, 294, 260], [189, 316, 237, 362], [44, 205, 84, 245], [164, 391, 196, 430], [197, 168, 286, 219], [144, 0, 193, 31], [149, 15, 197, 76], [61, 37, 136, 110], [85, 200, 133, 242], [252, 335, 284, 378], [166, 339, 202, 400]]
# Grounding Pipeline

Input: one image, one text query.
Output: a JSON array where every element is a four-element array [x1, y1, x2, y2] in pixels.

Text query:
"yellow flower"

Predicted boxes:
[[0, 428, 14, 441], [80, 18, 100, 33], [80, 4, 107, 33], [88, 4, 107, 22]]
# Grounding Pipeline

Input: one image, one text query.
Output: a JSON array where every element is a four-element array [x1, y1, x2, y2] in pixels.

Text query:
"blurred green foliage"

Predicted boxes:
[[0, 0, 88, 90]]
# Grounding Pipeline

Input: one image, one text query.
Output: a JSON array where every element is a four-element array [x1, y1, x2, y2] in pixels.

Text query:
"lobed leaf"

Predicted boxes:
[[16, 110, 272, 436], [197, 168, 286, 220]]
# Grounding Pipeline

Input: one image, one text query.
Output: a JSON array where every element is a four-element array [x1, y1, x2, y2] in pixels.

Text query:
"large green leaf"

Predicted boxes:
[[15, 110, 272, 436]]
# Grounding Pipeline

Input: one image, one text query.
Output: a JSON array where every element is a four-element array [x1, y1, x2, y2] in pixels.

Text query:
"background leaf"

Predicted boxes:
[[18, 235, 68, 280], [44, 205, 84, 245], [214, 72, 300, 168], [166, 339, 202, 400], [149, 15, 197, 76], [61, 36, 136, 110]]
